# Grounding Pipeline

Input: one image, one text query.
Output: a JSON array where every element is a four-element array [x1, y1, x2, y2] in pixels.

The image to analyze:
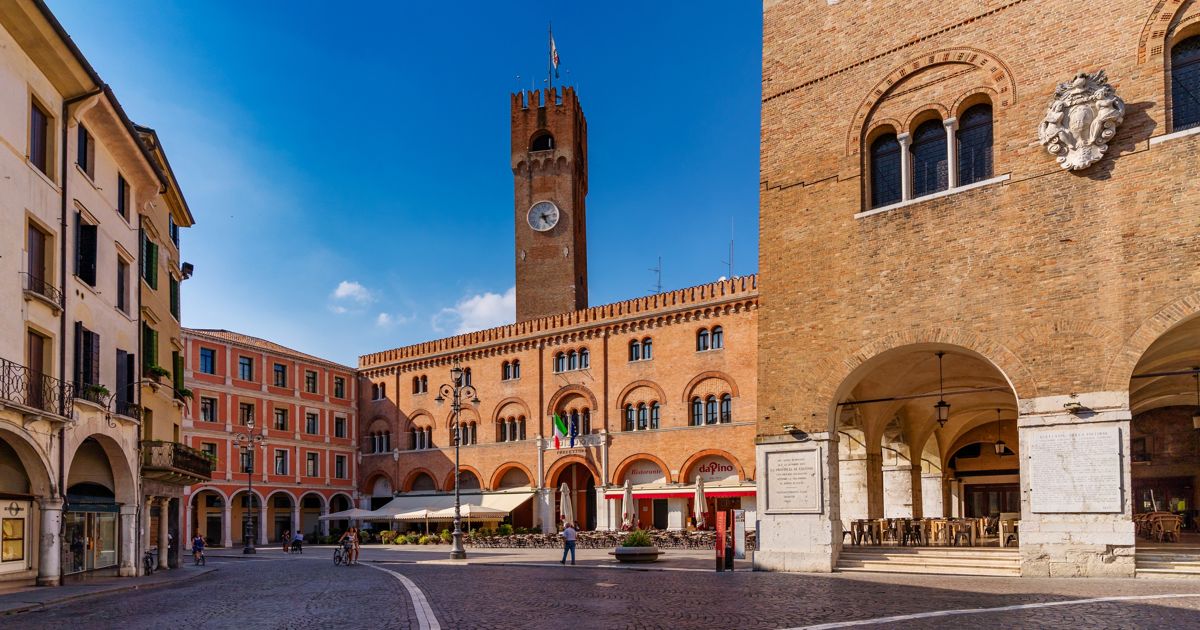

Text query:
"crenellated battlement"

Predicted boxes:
[[511, 86, 580, 112], [359, 274, 758, 369]]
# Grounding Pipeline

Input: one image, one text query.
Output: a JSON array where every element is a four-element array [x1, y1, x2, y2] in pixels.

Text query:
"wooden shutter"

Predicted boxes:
[[125, 351, 136, 405], [173, 351, 184, 390], [77, 216, 97, 286], [115, 350, 129, 407], [88, 330, 100, 387], [73, 321, 84, 387], [77, 125, 87, 171], [148, 241, 159, 289]]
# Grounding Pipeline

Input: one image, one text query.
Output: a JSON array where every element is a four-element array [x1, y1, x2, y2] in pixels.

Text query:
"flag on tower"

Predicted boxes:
[[549, 29, 560, 79]]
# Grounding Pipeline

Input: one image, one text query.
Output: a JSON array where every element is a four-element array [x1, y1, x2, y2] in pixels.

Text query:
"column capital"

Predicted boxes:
[[38, 496, 64, 510], [942, 116, 958, 130], [896, 132, 912, 146]]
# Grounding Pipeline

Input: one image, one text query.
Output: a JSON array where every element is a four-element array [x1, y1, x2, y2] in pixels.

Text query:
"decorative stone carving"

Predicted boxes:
[[1038, 71, 1125, 170]]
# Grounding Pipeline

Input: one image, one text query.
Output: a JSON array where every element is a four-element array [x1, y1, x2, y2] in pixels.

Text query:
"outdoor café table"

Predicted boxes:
[[850, 520, 868, 545]]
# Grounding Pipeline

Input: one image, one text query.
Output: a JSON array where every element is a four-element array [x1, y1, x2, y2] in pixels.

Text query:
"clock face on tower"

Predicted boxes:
[[527, 200, 560, 232]]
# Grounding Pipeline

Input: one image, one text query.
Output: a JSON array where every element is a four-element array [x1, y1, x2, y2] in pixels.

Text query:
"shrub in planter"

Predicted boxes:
[[418, 535, 434, 545], [406, 533, 421, 545], [498, 524, 513, 536], [380, 530, 395, 544], [439, 529, 452, 544], [613, 529, 661, 563], [621, 529, 654, 547]]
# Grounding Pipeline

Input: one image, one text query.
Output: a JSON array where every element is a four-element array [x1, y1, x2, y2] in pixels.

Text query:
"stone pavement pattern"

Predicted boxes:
[[2, 547, 1200, 629]]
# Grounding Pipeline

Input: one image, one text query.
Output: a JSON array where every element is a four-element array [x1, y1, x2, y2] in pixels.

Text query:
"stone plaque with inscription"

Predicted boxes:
[[1028, 426, 1122, 513], [764, 448, 822, 514]]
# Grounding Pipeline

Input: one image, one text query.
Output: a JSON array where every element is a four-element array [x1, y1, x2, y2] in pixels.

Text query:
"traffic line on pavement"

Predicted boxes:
[[786, 593, 1200, 629], [364, 563, 441, 630]]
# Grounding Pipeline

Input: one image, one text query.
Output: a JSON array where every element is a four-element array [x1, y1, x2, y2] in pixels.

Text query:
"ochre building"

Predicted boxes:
[[358, 88, 759, 532], [756, 0, 1200, 577]]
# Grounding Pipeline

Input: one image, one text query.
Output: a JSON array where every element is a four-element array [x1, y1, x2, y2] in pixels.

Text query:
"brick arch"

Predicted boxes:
[[364, 415, 391, 434], [546, 455, 601, 486], [679, 449, 747, 483], [812, 328, 1037, 425], [615, 379, 668, 410], [297, 490, 327, 510], [443, 465, 485, 491], [406, 409, 435, 430], [681, 371, 741, 404], [546, 384, 598, 414], [951, 86, 1000, 119], [1137, 0, 1200, 64], [491, 396, 532, 423], [611, 453, 673, 485], [1104, 291, 1200, 391], [489, 461, 535, 490], [361, 471, 396, 495], [903, 104, 951, 134], [265, 488, 296, 505], [402, 467, 440, 492], [846, 47, 1017, 156], [864, 117, 904, 146], [442, 406, 481, 429], [190, 486, 229, 505]]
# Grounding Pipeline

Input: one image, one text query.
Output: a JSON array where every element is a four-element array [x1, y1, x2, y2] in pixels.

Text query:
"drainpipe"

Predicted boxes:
[[57, 87, 103, 500]]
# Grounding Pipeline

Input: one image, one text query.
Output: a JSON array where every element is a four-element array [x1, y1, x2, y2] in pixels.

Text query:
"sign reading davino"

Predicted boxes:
[[625, 460, 666, 486], [692, 455, 738, 484]]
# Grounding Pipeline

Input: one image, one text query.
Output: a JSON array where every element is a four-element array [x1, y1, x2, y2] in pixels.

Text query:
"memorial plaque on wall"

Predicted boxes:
[[764, 448, 822, 514], [1028, 425, 1122, 513]]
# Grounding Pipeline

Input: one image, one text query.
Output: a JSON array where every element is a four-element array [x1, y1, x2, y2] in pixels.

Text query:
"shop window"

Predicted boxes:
[[1172, 35, 1200, 131], [870, 132, 902, 208]]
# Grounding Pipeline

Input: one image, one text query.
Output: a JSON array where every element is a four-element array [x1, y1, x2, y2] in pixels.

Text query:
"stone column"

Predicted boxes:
[[535, 437, 545, 488], [897, 132, 912, 201], [865, 449, 884, 519], [837, 456, 869, 521], [292, 505, 301, 536], [921, 472, 944, 518], [157, 498, 170, 570], [753, 434, 840, 572], [538, 488, 554, 534], [36, 497, 63, 586], [320, 507, 330, 537], [120, 503, 138, 577], [600, 430, 610, 485], [666, 498, 686, 531], [909, 464, 924, 519], [222, 505, 232, 548], [593, 492, 609, 532], [258, 503, 268, 545], [943, 117, 958, 189], [183, 497, 193, 551]]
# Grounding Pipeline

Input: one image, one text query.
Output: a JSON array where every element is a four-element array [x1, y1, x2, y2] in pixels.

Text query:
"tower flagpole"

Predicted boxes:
[[547, 22, 553, 92]]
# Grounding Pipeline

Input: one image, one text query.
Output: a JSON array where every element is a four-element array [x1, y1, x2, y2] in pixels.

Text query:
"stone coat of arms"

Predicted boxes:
[[1038, 70, 1125, 170]]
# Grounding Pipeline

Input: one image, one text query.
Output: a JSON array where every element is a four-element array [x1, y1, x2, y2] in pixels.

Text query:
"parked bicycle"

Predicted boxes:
[[143, 549, 157, 575]]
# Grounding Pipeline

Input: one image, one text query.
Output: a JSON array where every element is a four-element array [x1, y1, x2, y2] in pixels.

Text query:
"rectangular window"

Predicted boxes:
[[334, 455, 346, 479], [73, 322, 100, 390], [274, 450, 287, 475], [305, 412, 319, 435], [141, 323, 158, 372], [169, 275, 180, 320], [75, 213, 97, 287], [77, 124, 94, 178], [304, 370, 318, 394], [334, 416, 346, 438], [200, 442, 217, 461], [238, 356, 253, 381], [199, 347, 215, 374], [114, 349, 134, 415], [116, 258, 129, 313], [2, 518, 25, 562], [273, 363, 287, 387], [169, 215, 179, 247], [116, 174, 129, 220], [333, 376, 345, 399], [200, 397, 217, 422], [239, 402, 254, 426], [306, 453, 318, 477], [240, 448, 253, 473], [139, 231, 159, 289], [273, 408, 288, 431], [30, 100, 51, 176], [26, 223, 49, 288]]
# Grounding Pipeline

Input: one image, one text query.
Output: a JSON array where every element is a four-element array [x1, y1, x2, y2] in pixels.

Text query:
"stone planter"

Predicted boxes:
[[610, 546, 661, 563]]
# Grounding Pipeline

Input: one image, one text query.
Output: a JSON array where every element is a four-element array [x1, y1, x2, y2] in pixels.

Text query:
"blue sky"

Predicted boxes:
[[48, 1, 762, 366]]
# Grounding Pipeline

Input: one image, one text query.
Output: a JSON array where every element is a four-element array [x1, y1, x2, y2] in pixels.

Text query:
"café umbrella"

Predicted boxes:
[[622, 479, 635, 529], [559, 482, 575, 527], [693, 476, 707, 529]]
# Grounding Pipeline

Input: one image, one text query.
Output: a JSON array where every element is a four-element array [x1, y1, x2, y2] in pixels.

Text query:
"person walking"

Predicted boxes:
[[560, 522, 577, 565], [282, 530, 292, 554], [191, 533, 206, 565]]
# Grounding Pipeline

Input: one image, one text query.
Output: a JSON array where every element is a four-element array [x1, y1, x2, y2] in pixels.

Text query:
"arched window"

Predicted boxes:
[[720, 394, 732, 423], [519, 416, 527, 440], [371, 383, 379, 399], [530, 131, 555, 151], [711, 326, 724, 350], [650, 402, 660, 429], [380, 382, 386, 398], [462, 368, 472, 387], [567, 351, 578, 371], [580, 349, 590, 369], [412, 376, 420, 394], [957, 104, 993, 185], [512, 360, 520, 379], [502, 362, 511, 380], [1172, 35, 1200, 131], [470, 422, 477, 445], [642, 338, 653, 360], [624, 404, 635, 431], [554, 352, 565, 373], [697, 328, 710, 351], [384, 431, 391, 451], [581, 409, 591, 434], [629, 339, 641, 361], [637, 403, 648, 430], [569, 410, 581, 438], [911, 119, 948, 197], [691, 397, 703, 426], [870, 132, 902, 208], [705, 396, 718, 425]]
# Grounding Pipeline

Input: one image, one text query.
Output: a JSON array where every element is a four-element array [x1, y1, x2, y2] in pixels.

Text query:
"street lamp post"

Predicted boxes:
[[435, 362, 479, 560], [233, 418, 266, 554]]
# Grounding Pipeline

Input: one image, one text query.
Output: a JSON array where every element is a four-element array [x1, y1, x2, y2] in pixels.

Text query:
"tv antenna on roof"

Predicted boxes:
[[649, 257, 662, 295]]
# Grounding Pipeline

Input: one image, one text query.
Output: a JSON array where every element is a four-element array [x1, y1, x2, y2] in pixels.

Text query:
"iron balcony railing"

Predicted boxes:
[[20, 272, 64, 307], [115, 399, 141, 420], [141, 440, 213, 482], [0, 356, 73, 418]]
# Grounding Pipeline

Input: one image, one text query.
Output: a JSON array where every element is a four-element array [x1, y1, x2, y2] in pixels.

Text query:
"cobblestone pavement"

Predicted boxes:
[[4, 549, 1200, 629]]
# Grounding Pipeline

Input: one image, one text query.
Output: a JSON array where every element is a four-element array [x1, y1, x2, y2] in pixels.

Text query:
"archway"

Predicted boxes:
[[190, 489, 226, 547], [63, 437, 127, 575], [267, 491, 295, 543], [328, 494, 353, 535], [404, 469, 438, 492], [613, 455, 669, 530], [230, 489, 264, 545], [444, 468, 482, 492], [368, 474, 394, 510], [832, 343, 1020, 548], [1128, 313, 1200, 547], [0, 430, 52, 580], [299, 493, 325, 537], [550, 460, 599, 530]]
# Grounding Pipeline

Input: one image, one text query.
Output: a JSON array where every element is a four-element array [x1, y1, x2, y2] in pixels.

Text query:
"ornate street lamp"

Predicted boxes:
[[434, 362, 479, 560], [233, 417, 266, 554], [933, 351, 950, 427]]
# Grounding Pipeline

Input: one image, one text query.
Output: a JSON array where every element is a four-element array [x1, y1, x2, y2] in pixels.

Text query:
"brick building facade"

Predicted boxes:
[[181, 329, 358, 546], [357, 88, 760, 533], [755, 0, 1200, 576]]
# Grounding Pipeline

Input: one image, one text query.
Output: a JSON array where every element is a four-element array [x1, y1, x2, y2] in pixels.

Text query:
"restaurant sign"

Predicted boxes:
[[625, 461, 666, 486], [691, 455, 738, 484]]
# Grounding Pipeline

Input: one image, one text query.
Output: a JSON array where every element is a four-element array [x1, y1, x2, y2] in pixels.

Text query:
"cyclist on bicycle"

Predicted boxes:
[[191, 533, 206, 565], [338, 527, 359, 565]]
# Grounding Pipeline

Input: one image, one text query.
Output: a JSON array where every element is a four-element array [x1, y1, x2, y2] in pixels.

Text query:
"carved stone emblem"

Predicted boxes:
[[1038, 70, 1125, 170]]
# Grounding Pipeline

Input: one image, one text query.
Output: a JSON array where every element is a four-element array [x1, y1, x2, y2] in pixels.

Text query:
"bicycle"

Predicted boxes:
[[193, 549, 206, 566], [143, 549, 156, 575], [333, 546, 346, 566]]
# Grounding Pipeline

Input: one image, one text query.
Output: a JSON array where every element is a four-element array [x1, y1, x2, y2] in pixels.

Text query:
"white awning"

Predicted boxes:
[[381, 489, 536, 520]]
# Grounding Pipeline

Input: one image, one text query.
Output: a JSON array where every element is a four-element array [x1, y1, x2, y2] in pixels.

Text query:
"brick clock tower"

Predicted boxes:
[[511, 87, 588, 322]]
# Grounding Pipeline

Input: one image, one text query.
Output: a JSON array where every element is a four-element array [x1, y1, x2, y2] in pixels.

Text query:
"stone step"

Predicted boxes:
[[1135, 568, 1200, 579], [1136, 561, 1200, 570], [836, 560, 1020, 577], [1136, 554, 1200, 563], [841, 548, 1020, 560], [839, 556, 1020, 569]]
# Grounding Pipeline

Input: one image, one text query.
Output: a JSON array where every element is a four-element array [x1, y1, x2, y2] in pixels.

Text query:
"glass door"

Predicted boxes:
[[94, 513, 117, 569]]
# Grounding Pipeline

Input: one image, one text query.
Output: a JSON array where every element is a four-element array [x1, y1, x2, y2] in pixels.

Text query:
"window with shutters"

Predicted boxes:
[[141, 323, 158, 372], [77, 124, 94, 179], [1172, 35, 1200, 132], [169, 275, 180, 320], [29, 99, 52, 177], [172, 351, 184, 392], [114, 349, 135, 416], [116, 257, 129, 313], [73, 322, 100, 393], [140, 231, 159, 289], [169, 215, 180, 247], [27, 223, 50, 293], [75, 213, 97, 287], [117, 174, 130, 220]]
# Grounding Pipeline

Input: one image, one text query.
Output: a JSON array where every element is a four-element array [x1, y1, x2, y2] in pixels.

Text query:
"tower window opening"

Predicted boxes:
[[530, 132, 555, 152]]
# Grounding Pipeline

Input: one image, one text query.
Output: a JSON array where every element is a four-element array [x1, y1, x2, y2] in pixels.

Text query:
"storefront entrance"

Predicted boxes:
[[964, 483, 1020, 518], [62, 484, 119, 575]]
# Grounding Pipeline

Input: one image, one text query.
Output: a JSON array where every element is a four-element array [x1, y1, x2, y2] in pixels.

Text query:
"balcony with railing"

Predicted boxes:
[[20, 272, 64, 311], [141, 440, 213, 485], [0, 357, 73, 420]]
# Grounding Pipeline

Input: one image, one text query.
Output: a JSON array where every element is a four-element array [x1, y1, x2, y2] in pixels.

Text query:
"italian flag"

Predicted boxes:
[[553, 413, 568, 449]]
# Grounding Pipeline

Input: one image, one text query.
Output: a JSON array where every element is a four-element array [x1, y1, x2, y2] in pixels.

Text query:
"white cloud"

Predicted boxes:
[[331, 280, 374, 305], [329, 305, 349, 314], [433, 286, 516, 334], [376, 312, 414, 328]]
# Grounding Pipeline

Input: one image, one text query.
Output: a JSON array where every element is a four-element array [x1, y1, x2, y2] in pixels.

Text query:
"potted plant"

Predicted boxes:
[[145, 364, 171, 383], [82, 384, 110, 404], [611, 529, 661, 563], [175, 387, 194, 400]]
